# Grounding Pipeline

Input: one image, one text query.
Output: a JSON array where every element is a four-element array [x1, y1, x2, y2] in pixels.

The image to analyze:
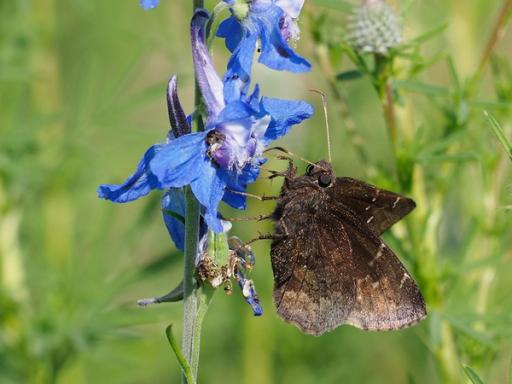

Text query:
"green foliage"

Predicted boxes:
[[1, 0, 512, 383], [464, 365, 485, 384]]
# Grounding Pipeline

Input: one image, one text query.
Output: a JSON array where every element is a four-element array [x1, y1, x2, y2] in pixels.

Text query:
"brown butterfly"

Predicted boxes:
[[270, 160, 426, 335]]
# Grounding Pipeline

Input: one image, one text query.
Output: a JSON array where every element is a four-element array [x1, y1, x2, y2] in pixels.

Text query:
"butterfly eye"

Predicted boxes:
[[318, 173, 332, 187], [306, 164, 314, 175]]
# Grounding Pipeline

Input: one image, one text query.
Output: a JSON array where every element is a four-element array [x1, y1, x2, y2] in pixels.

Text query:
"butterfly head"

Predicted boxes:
[[304, 160, 335, 188]]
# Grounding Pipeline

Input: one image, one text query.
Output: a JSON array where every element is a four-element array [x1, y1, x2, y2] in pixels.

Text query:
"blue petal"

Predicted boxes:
[[191, 10, 225, 119], [190, 160, 227, 233], [149, 131, 208, 187], [236, 273, 263, 316], [140, 0, 159, 10], [97, 144, 162, 203], [217, 17, 243, 53], [162, 188, 208, 251], [261, 97, 313, 143], [247, 84, 261, 110], [257, 6, 311, 72], [223, 31, 259, 100], [162, 189, 187, 251], [222, 162, 263, 209], [216, 100, 254, 124]]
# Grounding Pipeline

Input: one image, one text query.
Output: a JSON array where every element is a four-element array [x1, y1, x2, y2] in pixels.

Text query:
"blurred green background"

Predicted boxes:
[[1, 0, 512, 383]]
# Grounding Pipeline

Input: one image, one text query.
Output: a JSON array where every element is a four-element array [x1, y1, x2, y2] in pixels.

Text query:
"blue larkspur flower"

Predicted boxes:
[[218, 0, 310, 89], [98, 9, 312, 233], [140, 0, 159, 10]]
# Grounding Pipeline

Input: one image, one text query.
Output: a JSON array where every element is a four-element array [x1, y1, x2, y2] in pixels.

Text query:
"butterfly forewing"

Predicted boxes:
[[334, 177, 416, 235]]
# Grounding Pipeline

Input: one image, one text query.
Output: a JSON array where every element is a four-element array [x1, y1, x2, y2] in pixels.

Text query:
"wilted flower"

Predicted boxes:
[[218, 0, 311, 91], [98, 10, 312, 233], [348, 0, 402, 55]]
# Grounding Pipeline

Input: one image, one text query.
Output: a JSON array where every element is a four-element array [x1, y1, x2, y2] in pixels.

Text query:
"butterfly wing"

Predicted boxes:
[[332, 208, 426, 331], [334, 177, 416, 235], [272, 206, 356, 336], [271, 196, 425, 335]]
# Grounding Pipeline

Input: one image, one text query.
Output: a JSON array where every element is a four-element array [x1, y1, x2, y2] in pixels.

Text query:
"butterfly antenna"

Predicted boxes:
[[264, 147, 318, 168], [309, 89, 332, 163]]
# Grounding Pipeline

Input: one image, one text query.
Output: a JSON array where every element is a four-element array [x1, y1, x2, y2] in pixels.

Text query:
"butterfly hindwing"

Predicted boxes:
[[272, 207, 356, 335], [330, 204, 426, 330], [272, 204, 426, 334]]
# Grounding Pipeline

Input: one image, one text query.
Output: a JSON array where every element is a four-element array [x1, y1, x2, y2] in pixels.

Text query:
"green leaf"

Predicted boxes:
[[485, 111, 512, 161], [165, 325, 196, 384], [336, 70, 364, 82], [463, 365, 485, 384]]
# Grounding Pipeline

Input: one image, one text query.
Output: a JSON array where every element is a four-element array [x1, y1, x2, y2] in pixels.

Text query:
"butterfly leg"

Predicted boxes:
[[226, 189, 279, 201], [223, 214, 272, 222]]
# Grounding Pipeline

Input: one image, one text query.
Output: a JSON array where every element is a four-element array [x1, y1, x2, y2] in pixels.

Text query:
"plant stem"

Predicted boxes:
[[472, 0, 512, 89], [181, 2, 204, 383], [435, 320, 461, 384], [374, 54, 398, 153], [182, 187, 201, 383], [381, 82, 397, 150]]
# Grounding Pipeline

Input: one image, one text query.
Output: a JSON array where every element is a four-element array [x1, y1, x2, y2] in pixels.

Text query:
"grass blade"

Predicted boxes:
[[485, 111, 512, 160], [463, 365, 485, 384]]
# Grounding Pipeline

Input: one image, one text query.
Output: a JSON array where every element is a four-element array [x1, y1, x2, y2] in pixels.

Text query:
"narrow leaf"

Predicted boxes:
[[165, 325, 196, 384], [336, 70, 364, 82], [485, 111, 512, 160], [137, 281, 184, 306], [463, 365, 485, 384]]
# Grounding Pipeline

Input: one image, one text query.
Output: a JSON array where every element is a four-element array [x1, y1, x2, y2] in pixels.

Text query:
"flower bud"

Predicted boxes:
[[231, 0, 250, 21], [348, 0, 402, 55]]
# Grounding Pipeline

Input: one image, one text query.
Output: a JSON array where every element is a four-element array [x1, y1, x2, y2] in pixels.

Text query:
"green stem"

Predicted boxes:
[[469, 0, 512, 94], [181, 2, 205, 383], [182, 187, 201, 383]]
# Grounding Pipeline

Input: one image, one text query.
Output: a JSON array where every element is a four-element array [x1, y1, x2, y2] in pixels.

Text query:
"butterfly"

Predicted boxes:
[[270, 160, 426, 335]]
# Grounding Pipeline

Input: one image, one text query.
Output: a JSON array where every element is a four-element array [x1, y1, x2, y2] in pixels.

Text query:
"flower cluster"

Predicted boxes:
[[100, 2, 311, 315]]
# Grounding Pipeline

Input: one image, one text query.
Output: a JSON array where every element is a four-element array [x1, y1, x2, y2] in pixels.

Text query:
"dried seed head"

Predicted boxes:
[[348, 0, 402, 55]]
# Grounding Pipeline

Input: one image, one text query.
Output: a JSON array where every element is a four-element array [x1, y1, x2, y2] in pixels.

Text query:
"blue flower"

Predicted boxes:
[[140, 0, 159, 10], [98, 9, 312, 233], [218, 0, 310, 89]]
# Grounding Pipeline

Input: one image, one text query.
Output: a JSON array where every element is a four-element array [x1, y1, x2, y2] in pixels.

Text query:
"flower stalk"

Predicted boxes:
[[180, 2, 205, 382], [182, 186, 201, 383]]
